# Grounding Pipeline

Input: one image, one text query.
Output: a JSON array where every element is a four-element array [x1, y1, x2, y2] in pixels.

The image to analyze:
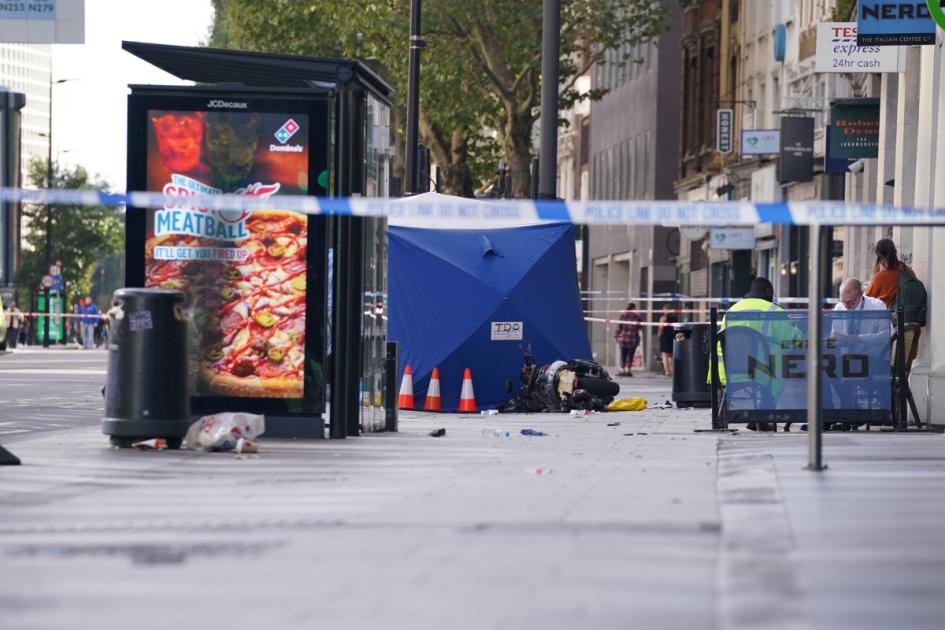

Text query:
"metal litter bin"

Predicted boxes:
[[672, 323, 711, 408], [101, 288, 190, 448]]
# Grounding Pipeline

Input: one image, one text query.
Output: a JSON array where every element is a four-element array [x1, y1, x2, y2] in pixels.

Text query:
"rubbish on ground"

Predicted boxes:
[[482, 428, 511, 438], [520, 428, 547, 436], [607, 397, 648, 412], [637, 432, 649, 435], [569, 409, 599, 417], [184, 413, 265, 452], [132, 438, 167, 450], [235, 438, 258, 454], [429, 428, 446, 437], [480, 409, 499, 416], [526, 467, 553, 475], [498, 346, 619, 413], [607, 422, 621, 427], [647, 401, 673, 410]]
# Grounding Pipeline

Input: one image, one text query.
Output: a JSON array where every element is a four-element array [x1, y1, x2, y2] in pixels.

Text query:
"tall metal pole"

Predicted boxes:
[[404, 0, 423, 195], [43, 75, 52, 348], [807, 225, 826, 471], [538, 0, 561, 199]]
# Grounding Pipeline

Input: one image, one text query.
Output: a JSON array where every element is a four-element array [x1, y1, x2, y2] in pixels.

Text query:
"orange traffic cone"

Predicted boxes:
[[423, 367, 443, 411], [458, 368, 478, 413], [398, 364, 415, 409]]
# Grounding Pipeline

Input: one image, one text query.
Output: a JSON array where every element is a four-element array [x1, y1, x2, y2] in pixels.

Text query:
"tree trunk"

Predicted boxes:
[[420, 114, 475, 197], [503, 109, 534, 199]]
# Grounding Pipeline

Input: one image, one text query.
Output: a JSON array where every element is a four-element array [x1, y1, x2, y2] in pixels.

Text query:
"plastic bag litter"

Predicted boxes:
[[184, 413, 265, 452], [606, 397, 647, 412]]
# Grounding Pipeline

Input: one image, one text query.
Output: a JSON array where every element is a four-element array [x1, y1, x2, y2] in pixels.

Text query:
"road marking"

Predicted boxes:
[[0, 369, 106, 375]]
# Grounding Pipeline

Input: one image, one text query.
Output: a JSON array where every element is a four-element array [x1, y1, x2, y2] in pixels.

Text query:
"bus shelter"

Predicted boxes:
[[123, 41, 393, 438]]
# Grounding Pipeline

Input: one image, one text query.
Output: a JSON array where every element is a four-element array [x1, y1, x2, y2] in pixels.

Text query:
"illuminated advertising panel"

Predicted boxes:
[[127, 91, 329, 417]]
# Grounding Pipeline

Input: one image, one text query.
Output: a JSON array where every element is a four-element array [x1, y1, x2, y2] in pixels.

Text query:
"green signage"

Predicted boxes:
[[830, 99, 881, 160]]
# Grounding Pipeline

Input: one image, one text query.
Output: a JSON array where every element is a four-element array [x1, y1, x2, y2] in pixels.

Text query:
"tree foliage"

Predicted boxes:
[[210, 0, 668, 197], [19, 158, 124, 303]]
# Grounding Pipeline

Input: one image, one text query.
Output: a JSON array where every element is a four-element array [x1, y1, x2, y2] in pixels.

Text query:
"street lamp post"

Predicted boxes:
[[41, 78, 69, 348], [538, 0, 561, 199], [404, 0, 425, 195], [42, 77, 53, 348]]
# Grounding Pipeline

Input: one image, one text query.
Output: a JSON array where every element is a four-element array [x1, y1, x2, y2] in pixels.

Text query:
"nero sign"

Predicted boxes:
[[857, 1, 936, 46]]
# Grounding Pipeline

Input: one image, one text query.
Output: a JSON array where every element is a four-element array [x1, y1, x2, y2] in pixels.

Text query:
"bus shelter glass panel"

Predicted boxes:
[[721, 310, 892, 422], [360, 94, 391, 432]]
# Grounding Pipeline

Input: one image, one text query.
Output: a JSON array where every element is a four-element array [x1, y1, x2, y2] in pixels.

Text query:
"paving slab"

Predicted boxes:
[[1, 371, 943, 629]]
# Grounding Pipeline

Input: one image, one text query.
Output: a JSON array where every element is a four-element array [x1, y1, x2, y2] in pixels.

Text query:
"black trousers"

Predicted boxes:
[[619, 343, 638, 369]]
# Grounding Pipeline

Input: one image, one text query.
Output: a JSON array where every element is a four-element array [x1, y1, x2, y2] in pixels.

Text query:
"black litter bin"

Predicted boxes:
[[102, 288, 190, 448], [672, 323, 711, 408]]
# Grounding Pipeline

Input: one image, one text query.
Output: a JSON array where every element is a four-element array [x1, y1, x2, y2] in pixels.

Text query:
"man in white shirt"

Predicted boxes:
[[831, 277, 893, 344]]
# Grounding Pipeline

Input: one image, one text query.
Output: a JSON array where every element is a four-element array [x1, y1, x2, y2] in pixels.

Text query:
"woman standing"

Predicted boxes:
[[866, 238, 910, 307], [615, 302, 641, 377], [658, 304, 677, 377]]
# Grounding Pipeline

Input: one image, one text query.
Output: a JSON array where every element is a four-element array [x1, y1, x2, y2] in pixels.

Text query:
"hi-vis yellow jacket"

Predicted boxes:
[[709, 295, 791, 386]]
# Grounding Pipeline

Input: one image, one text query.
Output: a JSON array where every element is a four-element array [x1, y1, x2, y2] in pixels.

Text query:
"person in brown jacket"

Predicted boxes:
[[865, 238, 911, 307]]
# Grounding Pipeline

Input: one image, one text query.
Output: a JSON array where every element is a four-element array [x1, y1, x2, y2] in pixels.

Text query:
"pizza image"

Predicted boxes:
[[145, 209, 307, 398]]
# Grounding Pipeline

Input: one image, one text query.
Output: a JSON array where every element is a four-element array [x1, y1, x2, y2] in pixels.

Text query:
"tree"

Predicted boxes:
[[210, 0, 668, 197], [19, 158, 124, 306]]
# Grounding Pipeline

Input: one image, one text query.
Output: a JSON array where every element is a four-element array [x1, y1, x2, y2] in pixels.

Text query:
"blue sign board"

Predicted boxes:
[[857, 1, 936, 46], [721, 310, 892, 421]]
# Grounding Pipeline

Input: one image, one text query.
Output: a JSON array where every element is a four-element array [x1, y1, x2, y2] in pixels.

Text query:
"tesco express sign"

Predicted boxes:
[[815, 23, 904, 74]]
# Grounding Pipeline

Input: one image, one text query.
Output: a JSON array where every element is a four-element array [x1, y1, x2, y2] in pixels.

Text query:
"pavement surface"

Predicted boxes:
[[0, 349, 944, 629]]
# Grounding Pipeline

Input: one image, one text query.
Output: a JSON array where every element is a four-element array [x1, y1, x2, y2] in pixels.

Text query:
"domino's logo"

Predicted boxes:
[[274, 118, 300, 144]]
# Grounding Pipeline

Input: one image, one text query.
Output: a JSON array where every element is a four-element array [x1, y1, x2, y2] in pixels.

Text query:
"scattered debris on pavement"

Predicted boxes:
[[607, 422, 621, 427], [429, 428, 446, 437], [606, 397, 647, 411], [482, 428, 512, 438], [520, 428, 547, 437], [185, 412, 265, 452], [480, 410, 499, 416], [525, 467, 553, 475], [132, 438, 167, 450]]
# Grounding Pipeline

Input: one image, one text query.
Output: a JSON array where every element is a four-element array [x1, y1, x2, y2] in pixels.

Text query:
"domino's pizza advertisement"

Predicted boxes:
[[143, 109, 311, 399]]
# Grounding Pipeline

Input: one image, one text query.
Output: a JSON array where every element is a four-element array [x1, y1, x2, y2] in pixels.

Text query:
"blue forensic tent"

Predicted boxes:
[[388, 222, 592, 410]]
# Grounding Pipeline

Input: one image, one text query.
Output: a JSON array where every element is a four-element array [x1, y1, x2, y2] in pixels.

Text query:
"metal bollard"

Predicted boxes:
[[385, 341, 399, 432]]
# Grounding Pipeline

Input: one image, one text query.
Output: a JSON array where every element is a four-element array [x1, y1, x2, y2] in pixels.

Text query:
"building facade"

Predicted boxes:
[[0, 43, 51, 186], [584, 0, 683, 371]]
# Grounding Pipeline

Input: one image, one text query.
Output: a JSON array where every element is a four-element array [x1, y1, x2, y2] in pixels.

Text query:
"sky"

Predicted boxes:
[[51, 0, 214, 190]]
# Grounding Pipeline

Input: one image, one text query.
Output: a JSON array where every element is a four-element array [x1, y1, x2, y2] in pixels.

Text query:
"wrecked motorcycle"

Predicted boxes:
[[498, 346, 620, 413]]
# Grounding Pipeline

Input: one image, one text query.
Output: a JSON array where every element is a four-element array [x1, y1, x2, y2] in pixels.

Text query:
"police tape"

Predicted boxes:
[[4, 187, 945, 226]]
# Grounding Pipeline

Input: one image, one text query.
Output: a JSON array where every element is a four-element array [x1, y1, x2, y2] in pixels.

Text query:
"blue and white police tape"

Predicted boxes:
[[3, 187, 945, 226]]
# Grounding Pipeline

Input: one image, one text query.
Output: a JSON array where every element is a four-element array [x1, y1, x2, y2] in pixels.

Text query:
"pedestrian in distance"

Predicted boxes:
[[658, 304, 676, 377], [6, 301, 22, 349], [615, 302, 641, 377], [79, 296, 99, 350]]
